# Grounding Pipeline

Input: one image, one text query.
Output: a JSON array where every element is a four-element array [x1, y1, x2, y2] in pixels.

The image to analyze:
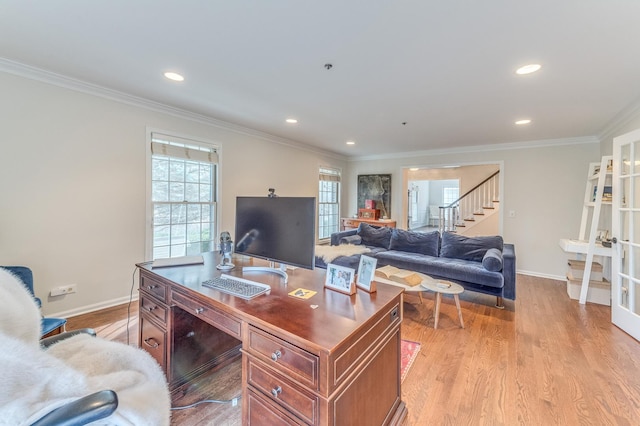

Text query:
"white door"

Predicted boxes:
[[612, 128, 640, 341]]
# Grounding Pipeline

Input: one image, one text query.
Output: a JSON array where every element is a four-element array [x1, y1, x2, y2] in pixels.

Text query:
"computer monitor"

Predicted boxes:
[[234, 196, 316, 270]]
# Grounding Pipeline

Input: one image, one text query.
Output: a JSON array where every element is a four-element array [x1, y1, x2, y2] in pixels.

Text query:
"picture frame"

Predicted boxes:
[[596, 229, 609, 242], [356, 255, 378, 293], [325, 263, 356, 295], [357, 174, 391, 219]]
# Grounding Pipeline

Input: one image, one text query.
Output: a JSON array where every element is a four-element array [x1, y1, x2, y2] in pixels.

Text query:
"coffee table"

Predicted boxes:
[[374, 272, 436, 304], [420, 280, 465, 329]]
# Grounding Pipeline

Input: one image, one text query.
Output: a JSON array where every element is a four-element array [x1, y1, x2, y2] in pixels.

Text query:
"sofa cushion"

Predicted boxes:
[[357, 223, 392, 249], [482, 248, 503, 272], [440, 232, 503, 262], [375, 250, 504, 289], [389, 229, 439, 256]]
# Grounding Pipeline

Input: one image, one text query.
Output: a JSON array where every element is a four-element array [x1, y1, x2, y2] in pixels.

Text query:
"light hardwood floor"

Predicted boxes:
[[67, 274, 640, 425]]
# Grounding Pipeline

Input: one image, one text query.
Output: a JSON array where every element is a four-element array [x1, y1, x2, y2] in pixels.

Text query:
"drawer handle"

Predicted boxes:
[[143, 337, 159, 349], [271, 350, 282, 362], [271, 386, 282, 398], [146, 305, 157, 312], [145, 284, 158, 290], [195, 307, 204, 315]]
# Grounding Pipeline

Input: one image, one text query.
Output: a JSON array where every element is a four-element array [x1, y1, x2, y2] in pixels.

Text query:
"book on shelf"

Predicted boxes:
[[375, 265, 422, 286], [592, 186, 612, 202]]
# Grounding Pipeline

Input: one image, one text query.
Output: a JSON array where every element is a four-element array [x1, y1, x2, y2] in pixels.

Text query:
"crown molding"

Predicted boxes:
[[0, 57, 347, 162], [598, 96, 640, 142], [348, 135, 600, 162]]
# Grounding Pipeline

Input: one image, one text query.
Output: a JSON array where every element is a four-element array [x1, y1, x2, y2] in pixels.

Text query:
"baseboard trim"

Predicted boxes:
[[517, 270, 565, 282], [48, 294, 139, 319]]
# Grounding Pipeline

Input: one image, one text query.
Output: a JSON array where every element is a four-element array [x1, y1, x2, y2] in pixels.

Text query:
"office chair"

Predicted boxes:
[[0, 267, 171, 425], [1, 266, 67, 337]]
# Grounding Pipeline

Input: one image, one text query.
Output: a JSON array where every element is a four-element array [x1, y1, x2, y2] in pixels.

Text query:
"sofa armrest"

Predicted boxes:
[[330, 229, 358, 246], [502, 243, 516, 300]]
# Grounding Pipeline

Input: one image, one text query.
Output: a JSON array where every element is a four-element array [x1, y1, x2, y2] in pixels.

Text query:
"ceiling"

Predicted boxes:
[[2, 1, 640, 158]]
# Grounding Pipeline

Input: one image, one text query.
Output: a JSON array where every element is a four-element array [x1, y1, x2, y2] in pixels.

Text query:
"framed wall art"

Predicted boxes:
[[357, 174, 391, 219]]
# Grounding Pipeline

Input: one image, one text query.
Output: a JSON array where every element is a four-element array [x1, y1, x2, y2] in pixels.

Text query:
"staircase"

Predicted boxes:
[[436, 171, 500, 235]]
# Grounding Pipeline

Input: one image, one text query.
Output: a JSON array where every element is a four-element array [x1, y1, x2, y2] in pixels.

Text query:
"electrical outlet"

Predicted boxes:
[[50, 284, 77, 296]]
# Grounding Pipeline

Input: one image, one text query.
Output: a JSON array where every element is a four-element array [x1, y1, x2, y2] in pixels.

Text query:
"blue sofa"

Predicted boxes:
[[320, 223, 516, 308]]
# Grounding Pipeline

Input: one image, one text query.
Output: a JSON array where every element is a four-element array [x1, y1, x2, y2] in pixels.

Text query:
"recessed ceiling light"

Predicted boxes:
[[515, 119, 532, 125], [346, 141, 355, 145], [409, 168, 419, 171], [285, 118, 298, 124], [164, 72, 184, 82], [515, 64, 541, 75]]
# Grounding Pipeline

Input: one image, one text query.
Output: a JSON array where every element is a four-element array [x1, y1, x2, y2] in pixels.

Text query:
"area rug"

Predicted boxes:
[[400, 339, 421, 383]]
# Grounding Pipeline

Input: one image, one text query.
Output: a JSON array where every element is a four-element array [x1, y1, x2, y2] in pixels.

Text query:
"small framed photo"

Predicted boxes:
[[325, 263, 356, 295], [356, 255, 378, 293]]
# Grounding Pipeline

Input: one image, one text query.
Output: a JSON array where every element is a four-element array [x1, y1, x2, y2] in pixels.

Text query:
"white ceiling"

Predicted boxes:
[[2, 1, 640, 157]]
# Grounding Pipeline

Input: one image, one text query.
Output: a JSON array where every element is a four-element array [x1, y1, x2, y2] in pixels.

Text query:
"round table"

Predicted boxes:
[[420, 280, 465, 329], [374, 272, 436, 304]]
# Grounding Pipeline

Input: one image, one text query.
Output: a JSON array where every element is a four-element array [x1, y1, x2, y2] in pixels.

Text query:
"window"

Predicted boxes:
[[318, 167, 341, 241], [443, 186, 459, 206], [149, 132, 218, 260]]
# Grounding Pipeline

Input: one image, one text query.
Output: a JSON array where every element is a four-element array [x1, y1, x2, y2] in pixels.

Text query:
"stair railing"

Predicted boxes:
[[438, 171, 500, 233]]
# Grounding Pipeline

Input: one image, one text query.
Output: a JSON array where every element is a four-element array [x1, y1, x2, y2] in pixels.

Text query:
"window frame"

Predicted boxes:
[[145, 129, 220, 260], [318, 167, 341, 243]]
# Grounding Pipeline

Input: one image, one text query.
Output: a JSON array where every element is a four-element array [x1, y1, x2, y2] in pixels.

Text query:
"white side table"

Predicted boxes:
[[421, 280, 465, 329], [374, 272, 437, 304]]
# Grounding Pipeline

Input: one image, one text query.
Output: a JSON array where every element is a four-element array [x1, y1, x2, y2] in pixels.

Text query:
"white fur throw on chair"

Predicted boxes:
[[0, 268, 171, 425]]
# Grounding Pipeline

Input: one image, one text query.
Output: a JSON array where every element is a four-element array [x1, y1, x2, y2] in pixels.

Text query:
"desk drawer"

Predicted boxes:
[[140, 315, 166, 369], [140, 275, 168, 302], [248, 326, 319, 391], [140, 294, 167, 324], [247, 357, 318, 424], [247, 388, 305, 426], [172, 290, 242, 339]]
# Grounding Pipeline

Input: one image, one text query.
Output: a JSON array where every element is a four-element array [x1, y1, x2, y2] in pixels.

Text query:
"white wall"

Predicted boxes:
[[345, 141, 601, 279], [3, 68, 629, 314], [0, 72, 347, 316]]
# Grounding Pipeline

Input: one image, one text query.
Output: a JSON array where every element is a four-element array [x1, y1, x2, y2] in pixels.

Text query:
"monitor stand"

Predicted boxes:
[[242, 261, 288, 284]]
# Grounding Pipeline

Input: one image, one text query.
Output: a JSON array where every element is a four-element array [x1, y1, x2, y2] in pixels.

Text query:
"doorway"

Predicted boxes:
[[407, 179, 459, 231], [402, 163, 502, 236]]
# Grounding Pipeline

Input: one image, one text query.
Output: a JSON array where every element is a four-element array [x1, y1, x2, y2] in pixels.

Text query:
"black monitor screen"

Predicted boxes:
[[234, 196, 316, 270]]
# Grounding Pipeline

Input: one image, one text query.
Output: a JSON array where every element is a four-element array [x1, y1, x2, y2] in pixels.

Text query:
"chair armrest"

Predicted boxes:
[[30, 390, 118, 426], [330, 229, 358, 246], [40, 328, 96, 349], [502, 244, 516, 300]]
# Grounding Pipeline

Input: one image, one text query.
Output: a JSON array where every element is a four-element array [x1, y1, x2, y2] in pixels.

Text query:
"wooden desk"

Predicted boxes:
[[137, 253, 407, 425], [341, 217, 396, 231]]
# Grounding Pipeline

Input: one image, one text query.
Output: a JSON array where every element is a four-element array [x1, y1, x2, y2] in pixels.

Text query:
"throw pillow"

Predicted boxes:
[[440, 232, 503, 262], [357, 223, 392, 249], [482, 248, 503, 271], [389, 228, 439, 256]]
